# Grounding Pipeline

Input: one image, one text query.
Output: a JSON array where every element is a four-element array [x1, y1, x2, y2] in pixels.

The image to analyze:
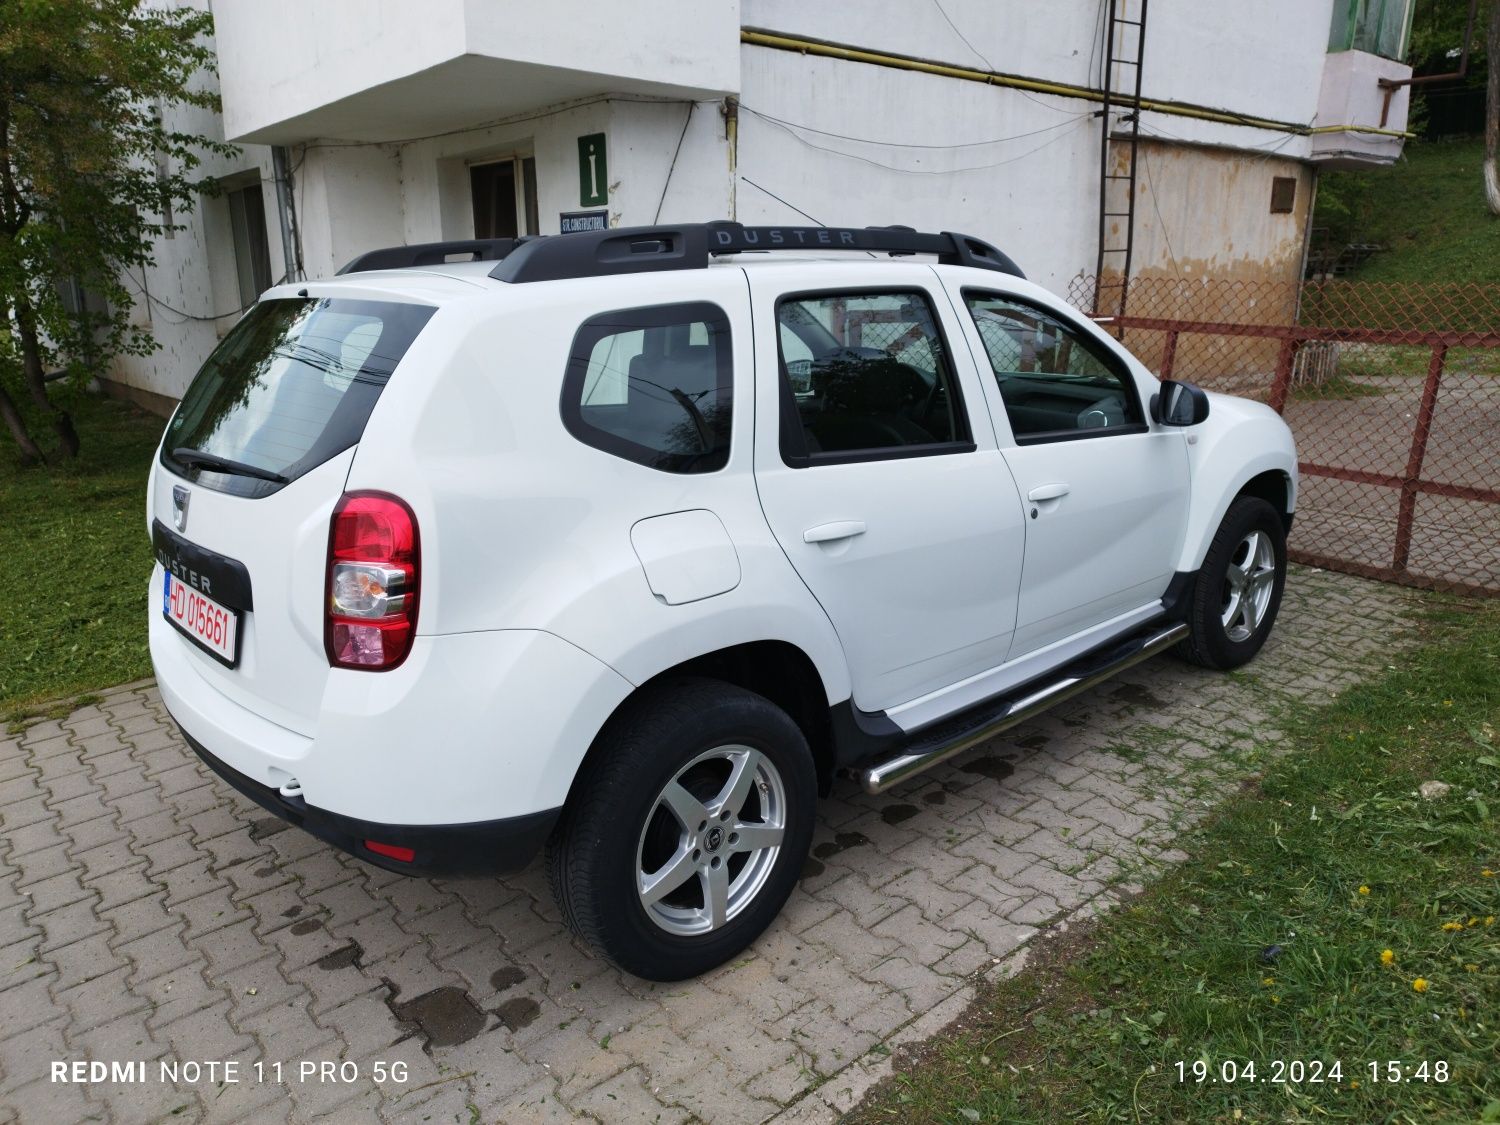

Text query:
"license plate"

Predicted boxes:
[[163, 571, 240, 666]]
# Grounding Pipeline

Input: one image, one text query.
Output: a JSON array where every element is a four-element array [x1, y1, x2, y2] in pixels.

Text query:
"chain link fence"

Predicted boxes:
[[1066, 276, 1500, 596]]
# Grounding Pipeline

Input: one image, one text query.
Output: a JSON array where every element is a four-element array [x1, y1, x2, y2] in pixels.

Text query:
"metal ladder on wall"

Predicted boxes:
[[1092, 0, 1148, 323]]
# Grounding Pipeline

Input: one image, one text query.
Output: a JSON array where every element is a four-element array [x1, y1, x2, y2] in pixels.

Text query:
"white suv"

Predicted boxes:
[[147, 222, 1295, 980]]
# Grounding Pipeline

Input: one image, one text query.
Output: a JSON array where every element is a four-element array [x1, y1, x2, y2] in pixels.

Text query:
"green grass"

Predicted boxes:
[[1, 394, 164, 721], [1317, 136, 1500, 284], [851, 599, 1500, 1124]]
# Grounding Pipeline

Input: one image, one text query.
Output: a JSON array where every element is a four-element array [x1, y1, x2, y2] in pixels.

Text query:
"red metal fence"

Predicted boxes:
[[1067, 277, 1500, 597]]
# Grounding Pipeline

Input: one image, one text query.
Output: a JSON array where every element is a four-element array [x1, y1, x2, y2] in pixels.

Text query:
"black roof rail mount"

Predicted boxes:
[[486, 221, 1024, 284], [337, 238, 523, 275]]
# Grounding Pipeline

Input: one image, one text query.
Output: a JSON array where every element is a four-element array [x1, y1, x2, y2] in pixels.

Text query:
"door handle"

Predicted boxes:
[[1027, 482, 1071, 502], [803, 520, 866, 544]]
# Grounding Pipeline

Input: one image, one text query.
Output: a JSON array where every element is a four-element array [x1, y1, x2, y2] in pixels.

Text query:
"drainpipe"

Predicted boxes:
[[723, 97, 739, 220], [1377, 0, 1479, 127], [271, 146, 302, 282]]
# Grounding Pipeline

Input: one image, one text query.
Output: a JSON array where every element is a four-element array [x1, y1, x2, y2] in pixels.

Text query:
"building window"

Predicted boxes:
[[1328, 0, 1413, 61], [471, 156, 539, 239], [562, 302, 732, 474], [1270, 177, 1297, 214], [226, 183, 272, 309]]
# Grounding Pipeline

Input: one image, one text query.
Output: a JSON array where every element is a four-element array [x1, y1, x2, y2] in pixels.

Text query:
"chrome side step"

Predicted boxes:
[[855, 622, 1189, 794]]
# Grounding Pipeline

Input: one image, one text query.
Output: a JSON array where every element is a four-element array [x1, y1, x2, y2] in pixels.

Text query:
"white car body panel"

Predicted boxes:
[[146, 245, 1296, 841], [342, 266, 855, 706], [630, 510, 741, 606], [745, 261, 1028, 713], [1174, 392, 1299, 573], [149, 448, 356, 735]]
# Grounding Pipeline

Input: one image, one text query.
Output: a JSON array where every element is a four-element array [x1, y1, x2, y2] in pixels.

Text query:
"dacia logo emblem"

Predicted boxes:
[[172, 485, 191, 532]]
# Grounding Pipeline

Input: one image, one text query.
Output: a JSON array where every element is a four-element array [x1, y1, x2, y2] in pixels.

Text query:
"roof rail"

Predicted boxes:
[[487, 221, 1024, 283], [337, 238, 522, 275]]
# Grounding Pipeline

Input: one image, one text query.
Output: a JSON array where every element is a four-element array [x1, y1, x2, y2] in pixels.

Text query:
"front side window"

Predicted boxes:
[[965, 293, 1144, 442], [776, 290, 970, 465], [562, 302, 732, 473]]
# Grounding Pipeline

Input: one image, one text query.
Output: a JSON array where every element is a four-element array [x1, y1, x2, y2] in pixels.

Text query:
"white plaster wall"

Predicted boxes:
[[115, 0, 1394, 405], [295, 144, 406, 279], [744, 0, 1335, 125], [214, 0, 739, 143], [608, 100, 733, 225], [734, 46, 1101, 291]]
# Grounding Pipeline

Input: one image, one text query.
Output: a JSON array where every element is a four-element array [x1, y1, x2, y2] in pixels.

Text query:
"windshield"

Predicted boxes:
[[160, 297, 435, 497]]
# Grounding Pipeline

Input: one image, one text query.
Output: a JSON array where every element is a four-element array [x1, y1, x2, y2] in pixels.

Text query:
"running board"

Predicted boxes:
[[855, 622, 1189, 794]]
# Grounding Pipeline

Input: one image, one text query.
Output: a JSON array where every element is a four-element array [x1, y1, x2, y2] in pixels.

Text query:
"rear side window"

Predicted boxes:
[[162, 297, 435, 497], [562, 302, 732, 474], [775, 290, 971, 466]]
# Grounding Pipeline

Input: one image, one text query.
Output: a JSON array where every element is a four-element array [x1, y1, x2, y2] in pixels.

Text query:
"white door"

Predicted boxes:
[[942, 283, 1189, 656], [748, 265, 1027, 714]]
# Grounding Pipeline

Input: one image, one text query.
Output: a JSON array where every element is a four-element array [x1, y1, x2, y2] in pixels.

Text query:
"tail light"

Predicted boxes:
[[325, 492, 419, 671]]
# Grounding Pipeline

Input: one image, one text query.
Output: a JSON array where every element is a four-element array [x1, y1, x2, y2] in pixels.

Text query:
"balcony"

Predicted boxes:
[[1309, 49, 1411, 167], [212, 0, 740, 144]]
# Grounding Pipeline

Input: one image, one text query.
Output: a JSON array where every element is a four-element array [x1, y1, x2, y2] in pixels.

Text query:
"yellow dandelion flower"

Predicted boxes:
[[1271, 995, 1281, 1003], [1358, 885, 1370, 896], [1465, 963, 1479, 972], [1349, 1079, 1360, 1089], [1482, 869, 1495, 878], [1380, 949, 1395, 966], [1468, 917, 1480, 928], [1486, 917, 1495, 927], [1262, 977, 1274, 987], [1442, 699, 1453, 706], [1442, 921, 1465, 932], [1413, 978, 1429, 992]]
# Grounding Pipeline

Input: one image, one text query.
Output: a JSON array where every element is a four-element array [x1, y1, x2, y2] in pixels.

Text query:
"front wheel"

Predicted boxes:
[[546, 678, 816, 981], [1177, 496, 1287, 670]]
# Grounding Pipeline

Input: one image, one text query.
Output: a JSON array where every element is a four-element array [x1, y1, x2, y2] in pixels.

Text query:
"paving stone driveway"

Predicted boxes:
[[0, 567, 1415, 1124]]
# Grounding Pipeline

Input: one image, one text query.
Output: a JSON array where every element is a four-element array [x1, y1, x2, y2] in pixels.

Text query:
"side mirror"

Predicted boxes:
[[1152, 380, 1210, 426]]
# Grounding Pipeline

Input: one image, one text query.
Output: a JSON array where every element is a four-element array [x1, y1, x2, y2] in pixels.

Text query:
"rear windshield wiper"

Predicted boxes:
[[172, 447, 290, 484]]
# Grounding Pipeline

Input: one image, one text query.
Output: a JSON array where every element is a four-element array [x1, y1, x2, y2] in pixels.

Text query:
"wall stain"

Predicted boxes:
[[289, 919, 323, 936]]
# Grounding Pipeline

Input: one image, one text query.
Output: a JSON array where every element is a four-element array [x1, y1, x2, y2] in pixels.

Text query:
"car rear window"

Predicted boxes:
[[160, 297, 435, 497]]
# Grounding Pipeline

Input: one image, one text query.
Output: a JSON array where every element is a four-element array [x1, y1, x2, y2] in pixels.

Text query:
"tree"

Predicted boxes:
[[1486, 0, 1500, 213], [0, 0, 234, 464]]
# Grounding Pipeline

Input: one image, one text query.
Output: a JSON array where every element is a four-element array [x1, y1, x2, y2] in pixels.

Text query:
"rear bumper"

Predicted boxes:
[[172, 715, 559, 875]]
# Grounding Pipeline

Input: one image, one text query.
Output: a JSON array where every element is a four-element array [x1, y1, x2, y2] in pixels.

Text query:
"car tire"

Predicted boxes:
[[1176, 496, 1287, 670], [546, 677, 816, 981]]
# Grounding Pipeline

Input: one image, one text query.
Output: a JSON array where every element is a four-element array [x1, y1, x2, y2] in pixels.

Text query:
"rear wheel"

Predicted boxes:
[[1177, 496, 1287, 670], [547, 678, 816, 980]]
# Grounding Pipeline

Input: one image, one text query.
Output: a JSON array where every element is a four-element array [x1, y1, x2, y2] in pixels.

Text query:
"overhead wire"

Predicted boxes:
[[737, 103, 1093, 149], [745, 109, 1092, 175]]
